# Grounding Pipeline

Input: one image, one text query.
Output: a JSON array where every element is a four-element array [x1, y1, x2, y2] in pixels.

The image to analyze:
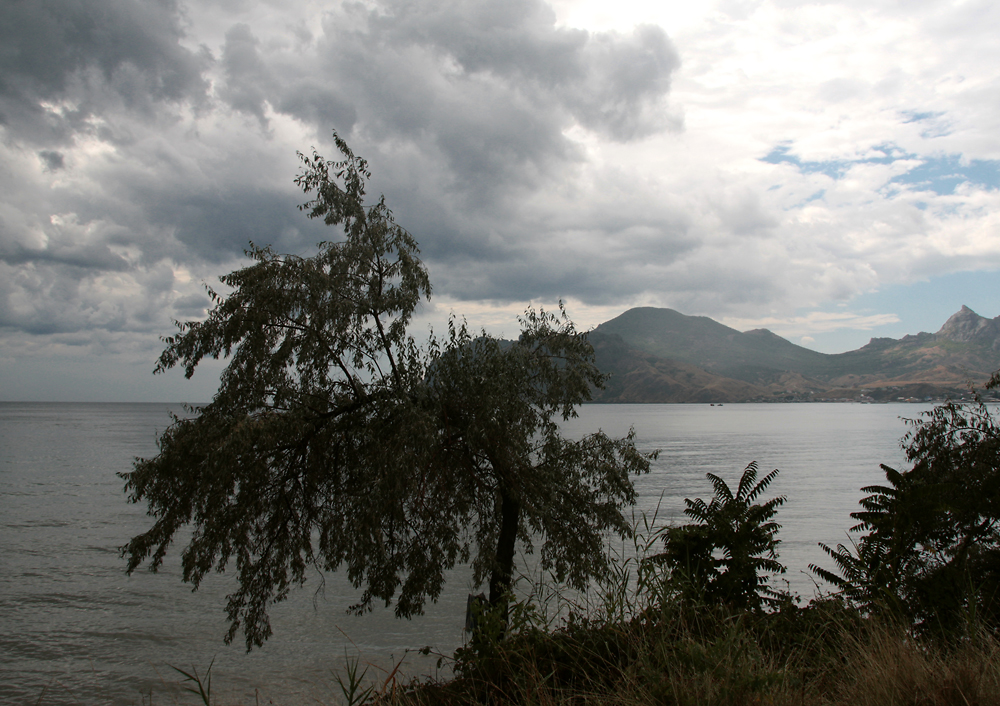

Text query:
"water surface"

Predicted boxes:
[[0, 402, 925, 704]]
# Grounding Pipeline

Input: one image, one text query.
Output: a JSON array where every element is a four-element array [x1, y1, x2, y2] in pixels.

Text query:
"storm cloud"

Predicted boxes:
[[0, 0, 209, 143], [0, 0, 682, 346]]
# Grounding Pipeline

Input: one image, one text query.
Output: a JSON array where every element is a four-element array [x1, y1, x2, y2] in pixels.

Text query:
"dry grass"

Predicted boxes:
[[372, 608, 1000, 706], [833, 627, 1000, 706], [144, 603, 1000, 705]]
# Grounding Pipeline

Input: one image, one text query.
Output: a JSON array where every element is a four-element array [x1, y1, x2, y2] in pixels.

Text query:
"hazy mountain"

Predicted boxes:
[[589, 332, 768, 403], [589, 305, 1000, 403], [593, 308, 831, 386]]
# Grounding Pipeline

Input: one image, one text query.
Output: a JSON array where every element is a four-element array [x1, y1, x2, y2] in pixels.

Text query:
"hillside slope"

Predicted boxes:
[[589, 306, 1000, 402], [594, 308, 833, 386], [589, 333, 767, 403]]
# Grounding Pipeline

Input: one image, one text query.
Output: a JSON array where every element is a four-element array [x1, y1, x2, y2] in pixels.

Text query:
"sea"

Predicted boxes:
[[1, 401, 930, 704]]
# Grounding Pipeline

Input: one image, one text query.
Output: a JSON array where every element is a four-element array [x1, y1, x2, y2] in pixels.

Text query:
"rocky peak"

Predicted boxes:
[[936, 305, 997, 344]]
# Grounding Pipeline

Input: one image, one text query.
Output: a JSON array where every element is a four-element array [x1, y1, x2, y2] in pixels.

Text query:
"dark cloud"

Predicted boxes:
[[0, 239, 130, 271], [561, 24, 681, 139], [0, 0, 208, 145], [277, 81, 357, 133], [38, 150, 65, 171], [307, 0, 680, 185], [173, 291, 211, 317], [140, 187, 319, 263], [357, 0, 679, 139], [431, 213, 699, 305], [253, 0, 683, 302], [153, 0, 680, 232], [0, 0, 684, 348], [219, 23, 273, 125]]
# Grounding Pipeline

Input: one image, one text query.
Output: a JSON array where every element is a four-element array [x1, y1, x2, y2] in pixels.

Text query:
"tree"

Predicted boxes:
[[649, 462, 786, 611], [120, 135, 653, 650], [812, 374, 1000, 634]]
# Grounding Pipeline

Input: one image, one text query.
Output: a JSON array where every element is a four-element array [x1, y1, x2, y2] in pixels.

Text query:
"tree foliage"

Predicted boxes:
[[649, 462, 786, 610], [812, 375, 1000, 634], [120, 135, 652, 650]]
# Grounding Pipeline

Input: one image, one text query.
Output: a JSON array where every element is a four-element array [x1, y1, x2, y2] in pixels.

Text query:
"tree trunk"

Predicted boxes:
[[488, 487, 521, 617]]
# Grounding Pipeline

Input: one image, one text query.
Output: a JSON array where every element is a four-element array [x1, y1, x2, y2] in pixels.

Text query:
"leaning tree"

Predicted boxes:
[[121, 135, 652, 650]]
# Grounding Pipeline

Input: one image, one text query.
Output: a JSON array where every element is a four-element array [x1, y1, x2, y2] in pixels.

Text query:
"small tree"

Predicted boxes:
[[812, 374, 1000, 634], [120, 135, 652, 650], [650, 462, 786, 611]]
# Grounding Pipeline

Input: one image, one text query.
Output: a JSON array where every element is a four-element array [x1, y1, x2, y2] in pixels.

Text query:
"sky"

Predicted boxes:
[[1, 0, 999, 402]]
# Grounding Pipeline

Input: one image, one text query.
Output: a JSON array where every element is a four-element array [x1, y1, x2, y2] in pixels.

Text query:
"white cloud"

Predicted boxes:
[[722, 311, 902, 339]]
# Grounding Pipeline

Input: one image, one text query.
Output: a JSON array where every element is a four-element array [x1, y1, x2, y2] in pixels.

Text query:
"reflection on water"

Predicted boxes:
[[0, 402, 924, 704]]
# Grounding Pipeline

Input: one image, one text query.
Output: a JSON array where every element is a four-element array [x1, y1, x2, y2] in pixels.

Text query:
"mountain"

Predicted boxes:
[[825, 306, 1000, 387], [589, 332, 768, 403], [589, 306, 1000, 403], [937, 305, 1000, 344], [593, 308, 831, 386]]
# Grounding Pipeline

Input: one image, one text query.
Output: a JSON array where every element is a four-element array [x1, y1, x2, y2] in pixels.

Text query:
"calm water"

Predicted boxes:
[[1, 402, 926, 704]]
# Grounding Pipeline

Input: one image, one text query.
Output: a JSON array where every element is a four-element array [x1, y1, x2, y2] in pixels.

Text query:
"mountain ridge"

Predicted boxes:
[[588, 305, 1000, 403]]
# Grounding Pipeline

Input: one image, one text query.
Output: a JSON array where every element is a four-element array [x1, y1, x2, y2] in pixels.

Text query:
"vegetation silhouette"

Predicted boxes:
[[120, 134, 652, 650], [121, 132, 1000, 704], [649, 462, 787, 611], [813, 371, 1000, 636]]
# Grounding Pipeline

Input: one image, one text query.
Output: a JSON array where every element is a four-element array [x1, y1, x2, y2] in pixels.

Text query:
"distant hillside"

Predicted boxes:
[[589, 333, 767, 403], [589, 305, 1000, 403], [826, 306, 1000, 387], [593, 308, 832, 386]]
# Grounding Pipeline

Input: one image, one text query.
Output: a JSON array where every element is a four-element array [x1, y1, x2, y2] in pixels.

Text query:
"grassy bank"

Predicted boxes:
[[142, 592, 1000, 705], [160, 535, 1000, 706], [361, 482, 1000, 706], [371, 599, 1000, 706], [312, 493, 1000, 706]]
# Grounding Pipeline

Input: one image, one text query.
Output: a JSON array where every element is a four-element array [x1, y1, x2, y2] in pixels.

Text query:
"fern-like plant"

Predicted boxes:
[[650, 462, 787, 611]]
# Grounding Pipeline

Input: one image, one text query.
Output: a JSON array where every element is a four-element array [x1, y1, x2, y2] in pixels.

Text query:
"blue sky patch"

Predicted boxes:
[[899, 110, 951, 137], [761, 145, 848, 179], [900, 110, 943, 123], [793, 270, 1000, 354], [888, 154, 1000, 195], [763, 142, 1000, 196]]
